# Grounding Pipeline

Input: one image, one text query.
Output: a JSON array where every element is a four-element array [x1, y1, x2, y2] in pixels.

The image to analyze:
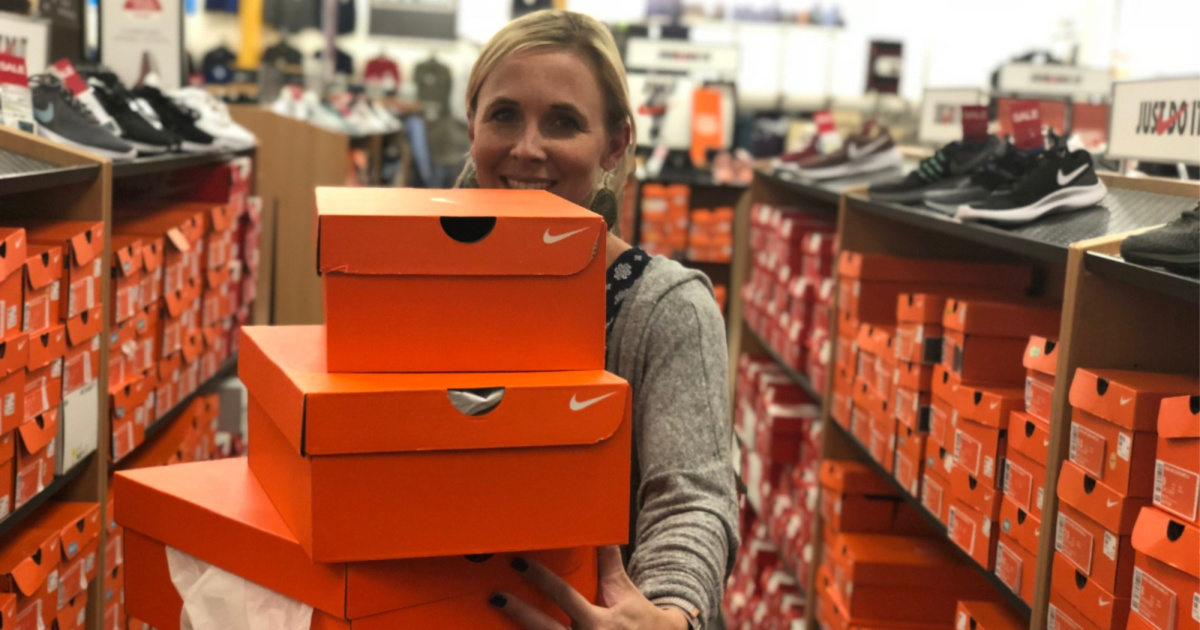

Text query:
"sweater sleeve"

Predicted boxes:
[[626, 278, 740, 627]]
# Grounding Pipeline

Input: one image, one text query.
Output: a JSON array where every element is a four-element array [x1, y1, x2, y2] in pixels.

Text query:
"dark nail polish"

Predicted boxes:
[[510, 557, 528, 573], [489, 594, 507, 608]]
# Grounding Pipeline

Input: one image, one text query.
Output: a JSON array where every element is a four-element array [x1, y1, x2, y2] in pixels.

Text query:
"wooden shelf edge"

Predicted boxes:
[[745, 326, 823, 403], [0, 454, 94, 538]]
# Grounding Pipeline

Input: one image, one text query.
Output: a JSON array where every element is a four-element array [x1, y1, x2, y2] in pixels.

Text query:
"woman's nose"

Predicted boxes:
[[510, 124, 547, 161]]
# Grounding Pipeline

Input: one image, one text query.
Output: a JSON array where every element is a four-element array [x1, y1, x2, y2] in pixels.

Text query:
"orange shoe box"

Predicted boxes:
[[894, 423, 925, 497], [832, 376, 853, 428], [317, 189, 605, 373], [1129, 506, 1199, 630], [0, 335, 27, 435], [110, 236, 143, 326], [850, 398, 876, 449], [0, 594, 12, 628], [136, 237, 164, 311], [838, 251, 1032, 288], [895, 386, 932, 433], [999, 496, 1042, 556], [819, 460, 911, 534], [25, 324, 65, 423], [995, 533, 1037, 604], [948, 498, 998, 569], [942, 330, 1030, 385], [115, 458, 596, 630], [933, 364, 1024, 429], [942, 298, 1060, 384], [1048, 591, 1104, 630], [894, 359, 934, 393], [56, 591, 86, 630], [0, 501, 83, 626], [33, 502, 100, 610], [14, 409, 57, 509], [957, 600, 1027, 630], [22, 244, 61, 337], [874, 357, 895, 404], [921, 446, 952, 526], [242, 325, 631, 562], [928, 395, 955, 450], [1009, 409, 1051, 467], [830, 532, 999, 623], [951, 457, 1002, 523], [1154, 395, 1199, 526], [1052, 552, 1131, 630], [952, 415, 1006, 490], [25, 221, 104, 325], [115, 209, 205, 318], [1071, 368, 1198, 432], [1069, 408, 1156, 498], [857, 324, 894, 368], [1023, 335, 1059, 423], [1056, 461, 1148, 596], [0, 228, 26, 341], [0, 431, 13, 519], [840, 279, 1029, 327], [1003, 448, 1047, 520], [868, 410, 897, 474], [110, 377, 152, 462], [856, 350, 879, 396], [894, 322, 945, 365], [62, 309, 101, 398]]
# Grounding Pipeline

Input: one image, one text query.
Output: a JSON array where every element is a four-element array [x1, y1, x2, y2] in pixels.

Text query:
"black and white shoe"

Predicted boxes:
[[923, 142, 1036, 215], [868, 136, 1002, 203], [83, 70, 180, 155], [30, 74, 137, 160], [132, 85, 217, 153], [1119, 203, 1200, 275], [955, 145, 1108, 224]]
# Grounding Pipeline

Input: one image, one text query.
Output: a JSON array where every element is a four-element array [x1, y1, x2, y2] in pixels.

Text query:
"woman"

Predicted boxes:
[[459, 10, 739, 630]]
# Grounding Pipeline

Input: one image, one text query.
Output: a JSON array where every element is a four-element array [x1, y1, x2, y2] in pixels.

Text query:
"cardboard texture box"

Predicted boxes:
[[1052, 552, 1130, 630], [1069, 368, 1198, 433], [22, 244, 60, 337], [242, 325, 631, 562], [947, 498, 998, 569], [24, 221, 104, 325], [1069, 409, 1157, 498], [997, 536, 1041, 605], [829, 532, 998, 623], [1154, 395, 1200, 526], [1048, 592, 1104, 630], [957, 600, 1028, 630], [110, 377, 152, 462], [894, 423, 925, 497], [14, 409, 56, 509], [317, 188, 606, 373], [115, 458, 597, 630], [893, 359, 934, 393], [0, 335, 28, 435], [1003, 448, 1046, 520], [111, 235, 143, 325], [33, 502, 100, 606], [952, 415, 1006, 490], [1009, 409, 1051, 467], [0, 431, 13, 519], [819, 460, 927, 536], [999, 496, 1042, 556], [0, 593, 12, 628], [1023, 335, 1059, 423], [941, 330, 1031, 385], [56, 591, 86, 630], [0, 228, 26, 342], [1130, 506, 1200, 630], [933, 364, 1024, 429], [850, 403, 875, 450], [1056, 462, 1148, 595]]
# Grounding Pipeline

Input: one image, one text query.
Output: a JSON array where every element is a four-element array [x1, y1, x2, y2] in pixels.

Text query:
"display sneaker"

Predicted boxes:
[[29, 74, 136, 160], [955, 146, 1107, 224], [922, 142, 1036, 215], [84, 74, 179, 155], [1119, 202, 1200, 275], [132, 85, 217, 153], [792, 124, 902, 180], [771, 139, 821, 170], [867, 135, 1002, 203], [169, 87, 256, 151]]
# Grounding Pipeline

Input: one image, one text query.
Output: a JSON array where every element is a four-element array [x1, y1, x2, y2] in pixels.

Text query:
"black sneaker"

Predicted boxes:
[[131, 85, 216, 153], [868, 136, 1002, 203], [30, 74, 136, 160], [955, 144, 1108, 224], [83, 72, 180, 155], [923, 142, 1036, 215], [1119, 203, 1199, 275]]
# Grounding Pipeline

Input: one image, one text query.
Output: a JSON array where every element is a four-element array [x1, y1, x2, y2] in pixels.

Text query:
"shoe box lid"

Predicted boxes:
[[894, 360, 934, 393], [932, 364, 1024, 428], [24, 243, 62, 291], [110, 235, 144, 280], [818, 460, 898, 496], [942, 298, 1061, 338], [1069, 368, 1199, 432], [24, 221, 103, 270], [836, 251, 1032, 288], [856, 324, 895, 363], [1058, 460, 1149, 534], [1132, 505, 1199, 579], [830, 532, 983, 589], [1023, 335, 1060, 377], [239, 325, 628, 457], [956, 600, 1026, 630], [315, 188, 603, 279], [1158, 394, 1199, 439], [897, 293, 949, 325], [0, 227, 28, 283]]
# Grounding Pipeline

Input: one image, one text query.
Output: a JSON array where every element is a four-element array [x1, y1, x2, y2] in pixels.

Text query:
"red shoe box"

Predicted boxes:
[[922, 440, 953, 526], [947, 497, 998, 569], [1056, 461, 1148, 596], [868, 411, 896, 474], [1129, 506, 1199, 630], [999, 496, 1042, 556], [995, 532, 1037, 605], [933, 364, 1024, 429], [951, 415, 1007, 491], [22, 244, 62, 337], [894, 423, 926, 498], [1023, 335, 1059, 423], [942, 298, 1060, 385], [1009, 409, 1051, 467], [927, 395, 955, 451], [1154, 394, 1199, 526], [1048, 591, 1104, 630], [1003, 448, 1047, 520], [1052, 552, 1130, 630]]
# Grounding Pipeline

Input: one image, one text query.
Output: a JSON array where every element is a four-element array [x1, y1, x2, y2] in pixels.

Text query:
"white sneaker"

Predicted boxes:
[[170, 87, 256, 151]]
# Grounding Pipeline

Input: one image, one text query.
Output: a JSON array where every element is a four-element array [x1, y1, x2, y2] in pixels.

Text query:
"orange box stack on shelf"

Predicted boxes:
[[1052, 368, 1199, 629], [0, 501, 100, 630], [1128, 505, 1199, 630], [958, 600, 1027, 630], [638, 183, 688, 258], [686, 207, 733, 263]]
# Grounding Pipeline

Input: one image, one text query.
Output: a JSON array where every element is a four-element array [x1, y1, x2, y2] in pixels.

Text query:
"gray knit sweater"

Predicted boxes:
[[607, 256, 740, 627]]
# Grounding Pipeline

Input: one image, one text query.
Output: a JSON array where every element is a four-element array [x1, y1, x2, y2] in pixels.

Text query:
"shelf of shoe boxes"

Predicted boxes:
[[0, 125, 262, 630], [109, 188, 633, 629], [638, 182, 739, 312]]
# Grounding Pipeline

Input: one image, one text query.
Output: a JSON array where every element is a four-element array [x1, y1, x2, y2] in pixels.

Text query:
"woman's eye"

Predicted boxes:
[[490, 107, 517, 123], [552, 115, 581, 132]]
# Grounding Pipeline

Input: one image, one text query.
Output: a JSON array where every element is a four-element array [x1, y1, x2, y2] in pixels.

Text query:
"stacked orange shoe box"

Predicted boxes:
[[0, 501, 100, 630], [1053, 369, 1198, 629]]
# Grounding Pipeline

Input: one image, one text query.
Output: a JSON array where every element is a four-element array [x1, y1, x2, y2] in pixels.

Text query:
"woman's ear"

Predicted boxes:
[[467, 113, 475, 143], [600, 123, 632, 172]]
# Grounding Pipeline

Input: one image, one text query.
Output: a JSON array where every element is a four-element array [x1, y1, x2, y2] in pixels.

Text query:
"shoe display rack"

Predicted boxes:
[[725, 164, 1199, 630], [0, 125, 260, 629], [229, 105, 403, 326]]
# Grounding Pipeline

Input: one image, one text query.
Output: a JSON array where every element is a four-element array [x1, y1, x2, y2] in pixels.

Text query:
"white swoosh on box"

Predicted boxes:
[[570, 392, 615, 412], [544, 227, 588, 245]]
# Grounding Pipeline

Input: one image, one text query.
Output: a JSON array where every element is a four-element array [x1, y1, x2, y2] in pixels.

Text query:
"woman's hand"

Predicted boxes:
[[491, 546, 691, 630]]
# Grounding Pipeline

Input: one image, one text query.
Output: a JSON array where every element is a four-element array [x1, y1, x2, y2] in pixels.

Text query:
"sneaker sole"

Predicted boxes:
[[38, 126, 137, 161], [127, 140, 172, 155], [795, 148, 903, 180], [954, 182, 1108, 224], [180, 140, 218, 153], [1121, 250, 1200, 272]]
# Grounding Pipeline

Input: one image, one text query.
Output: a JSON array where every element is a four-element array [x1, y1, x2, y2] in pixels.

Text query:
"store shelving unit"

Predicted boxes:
[[0, 456, 93, 539], [744, 328, 823, 403], [123, 358, 239, 463], [726, 163, 1199, 630], [111, 148, 256, 179]]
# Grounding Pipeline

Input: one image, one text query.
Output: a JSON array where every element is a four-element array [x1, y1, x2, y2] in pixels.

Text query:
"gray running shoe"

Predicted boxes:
[[1120, 203, 1199, 275], [30, 74, 136, 160]]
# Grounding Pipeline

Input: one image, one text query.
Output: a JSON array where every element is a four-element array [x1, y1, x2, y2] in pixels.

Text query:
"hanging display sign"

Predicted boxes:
[[624, 38, 739, 79], [99, 0, 184, 88], [369, 0, 457, 40], [916, 88, 986, 145], [865, 40, 903, 95], [0, 12, 49, 75], [995, 62, 1111, 100], [1106, 77, 1200, 165]]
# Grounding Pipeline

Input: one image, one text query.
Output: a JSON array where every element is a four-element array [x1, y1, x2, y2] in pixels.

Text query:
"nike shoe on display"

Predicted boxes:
[[133, 84, 217, 153], [772, 139, 821, 169], [922, 142, 1036, 215], [791, 122, 902, 180], [1119, 202, 1199, 275], [169, 87, 257, 151], [867, 135, 1003, 203], [954, 145, 1107, 224], [83, 73, 180, 155], [29, 74, 137, 160]]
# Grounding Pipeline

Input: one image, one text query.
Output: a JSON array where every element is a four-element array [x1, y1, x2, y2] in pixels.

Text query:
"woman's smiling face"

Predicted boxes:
[[468, 49, 626, 208]]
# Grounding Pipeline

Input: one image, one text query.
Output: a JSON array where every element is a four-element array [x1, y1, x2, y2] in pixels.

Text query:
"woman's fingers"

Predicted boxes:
[[511, 556, 599, 628], [490, 592, 570, 630]]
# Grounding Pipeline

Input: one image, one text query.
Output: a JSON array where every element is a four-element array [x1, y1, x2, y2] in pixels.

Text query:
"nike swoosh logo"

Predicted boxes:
[[847, 136, 888, 160], [1106, 499, 1118, 508], [569, 392, 615, 412], [1156, 108, 1186, 135], [1120, 396, 1132, 406], [1056, 163, 1089, 186], [34, 104, 54, 124], [990, 401, 999, 410], [1098, 599, 1111, 607], [543, 227, 588, 245]]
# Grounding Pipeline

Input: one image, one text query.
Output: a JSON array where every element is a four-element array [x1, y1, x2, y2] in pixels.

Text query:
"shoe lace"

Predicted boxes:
[[31, 74, 99, 124], [913, 142, 958, 181]]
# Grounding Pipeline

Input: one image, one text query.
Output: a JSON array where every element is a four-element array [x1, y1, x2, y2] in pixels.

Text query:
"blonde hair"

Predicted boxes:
[[457, 10, 637, 230]]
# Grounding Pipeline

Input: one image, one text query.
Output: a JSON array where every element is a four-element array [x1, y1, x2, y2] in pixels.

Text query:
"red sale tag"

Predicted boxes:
[[1155, 460, 1200, 524], [962, 105, 989, 143], [814, 110, 836, 135], [1055, 511, 1094, 575], [0, 53, 29, 87], [1005, 458, 1035, 512], [51, 59, 89, 96], [995, 540, 1023, 593], [1132, 566, 1178, 630], [1070, 423, 1108, 480], [1009, 100, 1043, 151]]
